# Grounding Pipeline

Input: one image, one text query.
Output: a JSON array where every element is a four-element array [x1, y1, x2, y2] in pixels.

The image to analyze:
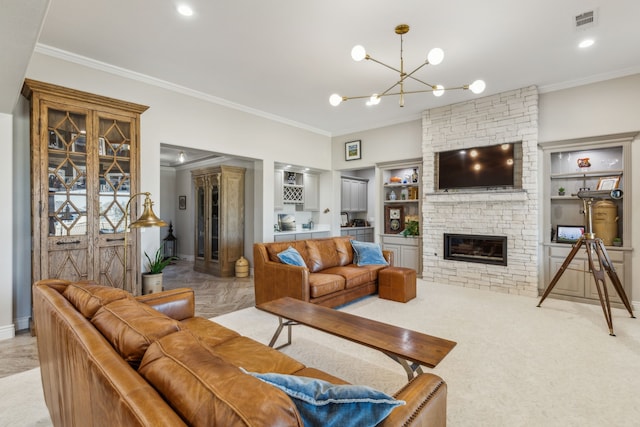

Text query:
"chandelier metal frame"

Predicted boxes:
[[330, 24, 486, 107]]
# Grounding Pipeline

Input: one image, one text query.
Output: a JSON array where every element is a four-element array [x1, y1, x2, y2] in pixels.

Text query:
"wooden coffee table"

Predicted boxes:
[[257, 297, 456, 381]]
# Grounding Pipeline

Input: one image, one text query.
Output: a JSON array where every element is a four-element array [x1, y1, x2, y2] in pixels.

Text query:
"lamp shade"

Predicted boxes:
[[130, 194, 168, 228], [427, 48, 444, 65], [329, 94, 343, 106], [469, 79, 486, 94], [351, 45, 366, 61]]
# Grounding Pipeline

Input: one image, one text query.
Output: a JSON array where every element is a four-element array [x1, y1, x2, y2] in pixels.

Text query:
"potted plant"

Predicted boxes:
[[142, 245, 177, 294], [558, 187, 565, 196], [402, 220, 420, 237], [612, 237, 622, 247]]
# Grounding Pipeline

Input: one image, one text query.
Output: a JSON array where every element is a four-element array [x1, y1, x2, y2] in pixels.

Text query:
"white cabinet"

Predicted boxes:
[[546, 245, 626, 305], [303, 173, 319, 211], [340, 227, 374, 242], [275, 170, 319, 210], [381, 235, 421, 273], [274, 170, 284, 210], [341, 177, 367, 212]]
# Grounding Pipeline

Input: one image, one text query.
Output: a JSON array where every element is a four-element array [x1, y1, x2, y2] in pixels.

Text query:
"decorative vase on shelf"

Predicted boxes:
[[411, 168, 418, 183], [389, 191, 397, 201]]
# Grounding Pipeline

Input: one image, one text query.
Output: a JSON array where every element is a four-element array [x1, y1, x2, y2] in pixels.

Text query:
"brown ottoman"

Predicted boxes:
[[378, 267, 416, 302]]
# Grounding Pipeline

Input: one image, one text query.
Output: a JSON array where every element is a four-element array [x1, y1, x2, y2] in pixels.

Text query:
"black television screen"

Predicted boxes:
[[437, 143, 517, 190]]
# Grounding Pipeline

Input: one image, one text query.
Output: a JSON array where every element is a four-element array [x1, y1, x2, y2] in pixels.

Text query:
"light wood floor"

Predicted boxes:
[[0, 260, 255, 378]]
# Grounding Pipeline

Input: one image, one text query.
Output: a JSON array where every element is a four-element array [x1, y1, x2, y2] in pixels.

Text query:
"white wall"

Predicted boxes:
[[1, 113, 14, 339], [332, 120, 422, 170], [538, 73, 640, 307], [5, 51, 332, 333]]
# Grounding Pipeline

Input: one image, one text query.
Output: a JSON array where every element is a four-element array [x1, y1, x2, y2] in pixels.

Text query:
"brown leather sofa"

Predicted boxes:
[[254, 236, 393, 307], [33, 279, 447, 426]]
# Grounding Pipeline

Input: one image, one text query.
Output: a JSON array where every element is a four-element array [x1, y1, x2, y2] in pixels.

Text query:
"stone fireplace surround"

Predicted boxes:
[[421, 86, 539, 296]]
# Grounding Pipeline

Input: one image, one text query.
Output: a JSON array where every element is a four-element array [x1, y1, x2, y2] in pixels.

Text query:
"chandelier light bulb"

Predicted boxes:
[[469, 79, 486, 94], [427, 48, 444, 65], [329, 93, 343, 106], [351, 45, 367, 61], [366, 94, 381, 106], [433, 84, 445, 97]]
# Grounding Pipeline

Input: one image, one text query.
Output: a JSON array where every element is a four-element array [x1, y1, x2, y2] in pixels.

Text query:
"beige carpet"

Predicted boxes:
[[3, 281, 640, 426], [214, 281, 640, 427]]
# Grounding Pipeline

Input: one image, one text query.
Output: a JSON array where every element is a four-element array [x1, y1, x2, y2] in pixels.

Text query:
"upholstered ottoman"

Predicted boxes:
[[378, 267, 416, 303]]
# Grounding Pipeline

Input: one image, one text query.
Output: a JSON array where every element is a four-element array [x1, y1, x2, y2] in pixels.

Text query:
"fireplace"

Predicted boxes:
[[444, 234, 507, 266]]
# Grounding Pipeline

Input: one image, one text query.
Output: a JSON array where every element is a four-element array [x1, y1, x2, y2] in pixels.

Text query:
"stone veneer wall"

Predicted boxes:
[[421, 86, 539, 296]]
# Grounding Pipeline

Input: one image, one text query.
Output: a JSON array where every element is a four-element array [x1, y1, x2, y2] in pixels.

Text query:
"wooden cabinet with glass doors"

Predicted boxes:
[[23, 79, 148, 294], [192, 165, 245, 277]]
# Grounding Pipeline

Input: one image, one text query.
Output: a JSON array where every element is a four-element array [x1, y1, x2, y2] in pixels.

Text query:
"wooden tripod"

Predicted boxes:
[[537, 235, 635, 335]]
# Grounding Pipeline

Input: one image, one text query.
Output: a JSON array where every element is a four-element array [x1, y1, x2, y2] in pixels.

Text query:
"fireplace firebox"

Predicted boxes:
[[444, 234, 507, 266]]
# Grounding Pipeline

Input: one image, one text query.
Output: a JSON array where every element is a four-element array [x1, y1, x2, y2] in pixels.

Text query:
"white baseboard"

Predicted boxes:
[[14, 316, 31, 332], [0, 323, 15, 341], [633, 300, 640, 312]]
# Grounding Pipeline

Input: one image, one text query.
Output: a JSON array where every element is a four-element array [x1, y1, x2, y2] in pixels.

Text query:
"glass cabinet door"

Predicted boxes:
[[47, 109, 88, 237], [98, 117, 132, 234], [196, 184, 205, 259], [211, 176, 219, 261], [45, 106, 90, 281]]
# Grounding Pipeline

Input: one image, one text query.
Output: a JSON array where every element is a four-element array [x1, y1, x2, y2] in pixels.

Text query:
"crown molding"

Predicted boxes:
[[34, 43, 331, 137]]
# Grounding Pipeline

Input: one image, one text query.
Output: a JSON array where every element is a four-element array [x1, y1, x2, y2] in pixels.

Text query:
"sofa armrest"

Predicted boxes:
[[254, 244, 310, 305], [382, 250, 394, 266], [380, 374, 447, 427], [136, 288, 195, 320]]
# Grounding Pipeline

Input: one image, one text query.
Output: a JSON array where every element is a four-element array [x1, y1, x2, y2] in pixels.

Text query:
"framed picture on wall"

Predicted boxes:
[[178, 195, 187, 210], [345, 140, 361, 161], [596, 176, 620, 191]]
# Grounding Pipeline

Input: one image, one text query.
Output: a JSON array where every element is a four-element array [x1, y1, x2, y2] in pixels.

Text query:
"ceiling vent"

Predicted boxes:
[[575, 10, 597, 30]]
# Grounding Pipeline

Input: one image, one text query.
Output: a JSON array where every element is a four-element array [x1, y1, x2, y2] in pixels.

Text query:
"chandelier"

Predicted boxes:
[[329, 24, 486, 108]]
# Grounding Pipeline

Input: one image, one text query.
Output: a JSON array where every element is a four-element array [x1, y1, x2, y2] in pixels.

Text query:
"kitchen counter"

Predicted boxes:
[[274, 224, 330, 236]]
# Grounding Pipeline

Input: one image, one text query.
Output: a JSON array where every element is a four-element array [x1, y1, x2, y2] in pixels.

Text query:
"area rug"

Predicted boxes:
[[0, 368, 51, 427], [214, 281, 640, 427]]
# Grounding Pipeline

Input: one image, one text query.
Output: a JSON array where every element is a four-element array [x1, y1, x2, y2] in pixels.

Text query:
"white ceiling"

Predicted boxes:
[[5, 0, 640, 136]]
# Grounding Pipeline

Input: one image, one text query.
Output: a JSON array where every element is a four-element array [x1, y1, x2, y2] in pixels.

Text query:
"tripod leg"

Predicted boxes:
[[586, 240, 615, 336], [537, 239, 584, 307], [595, 240, 635, 318]]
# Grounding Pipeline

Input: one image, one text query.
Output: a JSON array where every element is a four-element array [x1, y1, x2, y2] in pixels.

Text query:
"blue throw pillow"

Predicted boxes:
[[245, 370, 404, 427], [277, 246, 307, 267], [351, 240, 389, 266]]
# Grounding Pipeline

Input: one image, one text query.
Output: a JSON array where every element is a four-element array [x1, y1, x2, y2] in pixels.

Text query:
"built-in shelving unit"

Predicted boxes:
[[379, 159, 422, 274], [540, 134, 634, 306]]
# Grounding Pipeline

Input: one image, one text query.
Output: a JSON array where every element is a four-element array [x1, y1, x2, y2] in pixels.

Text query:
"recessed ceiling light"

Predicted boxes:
[[579, 39, 595, 48], [177, 4, 193, 16]]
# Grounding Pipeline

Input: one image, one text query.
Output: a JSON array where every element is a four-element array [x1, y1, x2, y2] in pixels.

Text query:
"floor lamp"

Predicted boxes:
[[123, 192, 168, 293]]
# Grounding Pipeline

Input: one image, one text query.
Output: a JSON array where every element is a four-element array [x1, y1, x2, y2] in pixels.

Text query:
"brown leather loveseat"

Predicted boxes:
[[254, 236, 393, 307], [32, 279, 447, 426]]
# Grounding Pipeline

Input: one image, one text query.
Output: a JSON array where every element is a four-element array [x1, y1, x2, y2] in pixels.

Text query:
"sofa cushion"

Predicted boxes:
[[139, 331, 303, 426], [277, 246, 307, 267], [63, 281, 132, 318], [308, 273, 345, 298], [92, 298, 181, 369], [305, 239, 343, 272], [266, 241, 310, 265], [334, 237, 355, 266], [207, 336, 306, 374], [179, 317, 240, 347], [246, 371, 404, 427], [351, 240, 389, 266], [321, 265, 373, 289]]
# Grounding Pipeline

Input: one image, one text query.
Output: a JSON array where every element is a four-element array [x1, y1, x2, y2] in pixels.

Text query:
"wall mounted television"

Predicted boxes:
[[436, 142, 522, 190]]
